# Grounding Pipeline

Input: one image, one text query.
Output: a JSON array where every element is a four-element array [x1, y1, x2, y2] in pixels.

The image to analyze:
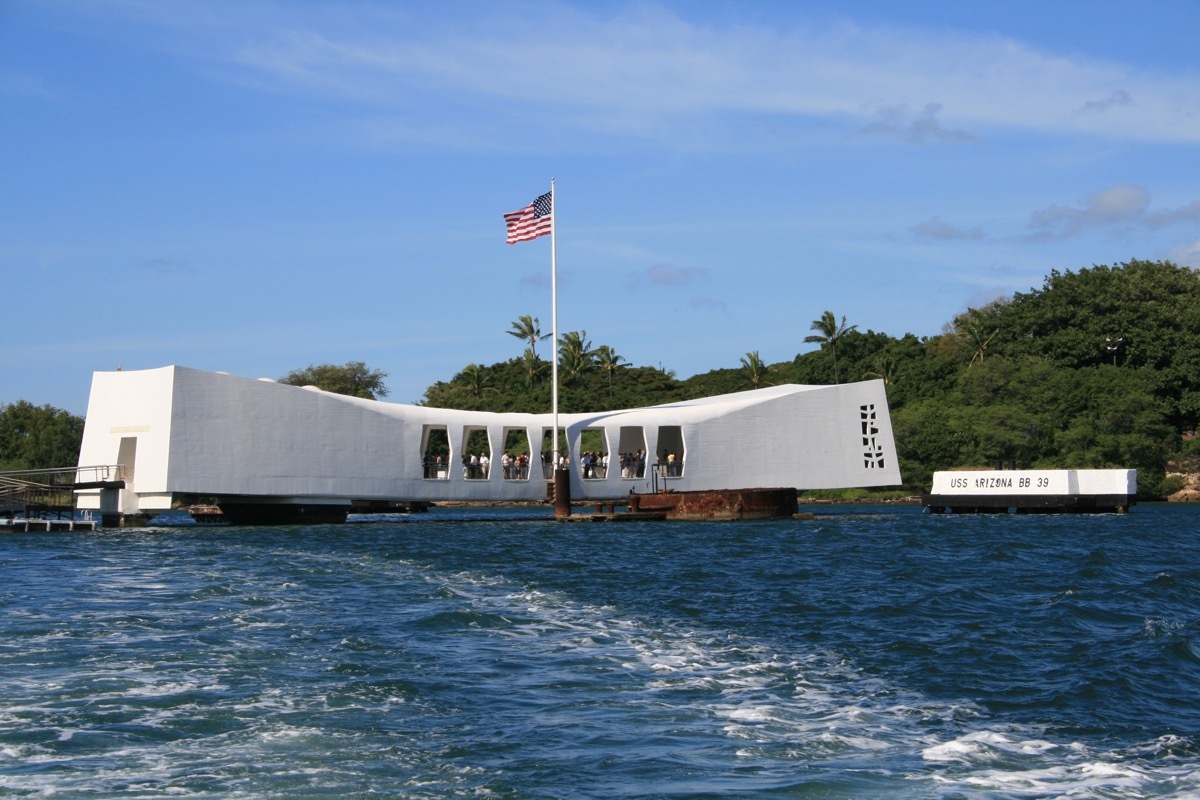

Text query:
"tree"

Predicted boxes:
[[965, 323, 997, 366], [457, 363, 497, 399], [739, 351, 770, 389], [891, 399, 960, 489], [862, 355, 897, 389], [507, 315, 551, 359], [518, 348, 547, 391], [967, 260, 1200, 430], [558, 330, 596, 385], [804, 311, 857, 383], [279, 361, 389, 399], [594, 345, 627, 397], [681, 366, 745, 398], [0, 401, 85, 470]]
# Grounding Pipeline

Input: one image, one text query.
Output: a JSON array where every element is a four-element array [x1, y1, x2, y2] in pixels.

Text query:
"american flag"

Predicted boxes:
[[503, 191, 553, 244]]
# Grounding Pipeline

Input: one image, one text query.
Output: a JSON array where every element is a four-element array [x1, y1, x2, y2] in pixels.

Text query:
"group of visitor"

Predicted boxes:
[[462, 452, 490, 479], [499, 452, 532, 479], [422, 454, 448, 480], [660, 450, 683, 476], [584, 450, 682, 479], [421, 447, 682, 481], [579, 451, 607, 479], [618, 450, 648, 479]]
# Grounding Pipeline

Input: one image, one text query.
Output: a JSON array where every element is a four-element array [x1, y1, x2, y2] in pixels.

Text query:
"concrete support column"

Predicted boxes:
[[554, 467, 571, 519]]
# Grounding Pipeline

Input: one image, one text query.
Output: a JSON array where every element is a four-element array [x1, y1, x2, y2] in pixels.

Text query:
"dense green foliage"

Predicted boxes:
[[960, 259, 1200, 430], [420, 260, 1199, 497], [0, 401, 85, 471], [279, 361, 390, 400]]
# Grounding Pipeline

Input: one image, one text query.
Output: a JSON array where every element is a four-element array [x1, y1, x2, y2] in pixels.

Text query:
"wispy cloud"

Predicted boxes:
[[73, 0, 1200, 148], [862, 103, 977, 144], [690, 296, 728, 314], [1026, 184, 1151, 241], [1021, 186, 1200, 252], [1167, 240, 1200, 268], [620, 264, 721, 315], [625, 264, 710, 289], [1079, 89, 1133, 114], [1146, 200, 1200, 229], [911, 217, 985, 241]]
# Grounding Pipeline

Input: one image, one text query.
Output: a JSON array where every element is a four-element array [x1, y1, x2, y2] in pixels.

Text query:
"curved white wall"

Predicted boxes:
[[77, 366, 901, 512]]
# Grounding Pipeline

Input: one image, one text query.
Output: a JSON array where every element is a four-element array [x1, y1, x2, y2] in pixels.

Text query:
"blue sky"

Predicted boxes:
[[3, 0, 1199, 414]]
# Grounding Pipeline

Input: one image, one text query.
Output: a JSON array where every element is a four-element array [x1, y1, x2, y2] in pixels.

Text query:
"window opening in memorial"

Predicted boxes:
[[656, 425, 685, 478], [540, 428, 569, 478], [617, 426, 648, 479], [421, 426, 450, 480], [579, 427, 609, 480], [861, 404, 886, 469], [501, 428, 533, 480], [462, 427, 492, 480]]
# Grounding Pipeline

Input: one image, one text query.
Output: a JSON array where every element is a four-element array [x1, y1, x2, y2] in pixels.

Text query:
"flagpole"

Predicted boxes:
[[550, 178, 559, 472]]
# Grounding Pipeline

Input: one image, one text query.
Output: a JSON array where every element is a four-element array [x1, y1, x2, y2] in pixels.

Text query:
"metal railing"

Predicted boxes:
[[0, 465, 126, 521], [412, 455, 688, 485], [582, 459, 685, 483], [74, 464, 128, 485], [0, 464, 126, 485]]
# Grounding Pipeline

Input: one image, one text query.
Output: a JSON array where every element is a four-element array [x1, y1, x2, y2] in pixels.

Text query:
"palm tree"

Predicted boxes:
[[457, 363, 496, 399], [558, 330, 596, 384], [518, 348, 546, 390], [964, 321, 997, 366], [594, 345, 627, 397], [862, 355, 897, 389], [804, 310, 857, 384], [507, 315, 551, 359], [739, 350, 771, 389]]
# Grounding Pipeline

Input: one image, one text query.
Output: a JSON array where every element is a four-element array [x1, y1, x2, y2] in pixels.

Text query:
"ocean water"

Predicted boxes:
[[2, 503, 1199, 799]]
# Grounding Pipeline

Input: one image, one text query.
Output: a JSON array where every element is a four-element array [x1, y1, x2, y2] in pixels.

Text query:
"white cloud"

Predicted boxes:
[[74, 0, 1200, 148], [626, 263, 710, 289], [911, 217, 985, 241], [861, 103, 977, 144], [1027, 184, 1151, 241], [1079, 89, 1133, 114], [1166, 240, 1200, 268], [690, 296, 728, 314], [1146, 200, 1200, 229]]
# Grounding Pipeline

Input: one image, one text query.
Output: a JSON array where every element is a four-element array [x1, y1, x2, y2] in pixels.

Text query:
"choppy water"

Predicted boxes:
[[2, 504, 1199, 798]]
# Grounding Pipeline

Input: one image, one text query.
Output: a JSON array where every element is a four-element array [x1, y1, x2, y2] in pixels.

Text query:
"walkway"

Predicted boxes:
[[1, 465, 124, 530]]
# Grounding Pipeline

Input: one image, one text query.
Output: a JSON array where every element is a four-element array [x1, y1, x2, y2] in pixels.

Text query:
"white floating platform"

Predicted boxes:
[[923, 469, 1137, 514], [2, 518, 98, 532]]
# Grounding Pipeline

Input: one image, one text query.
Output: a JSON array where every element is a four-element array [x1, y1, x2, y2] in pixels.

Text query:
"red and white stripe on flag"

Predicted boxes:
[[504, 191, 553, 244]]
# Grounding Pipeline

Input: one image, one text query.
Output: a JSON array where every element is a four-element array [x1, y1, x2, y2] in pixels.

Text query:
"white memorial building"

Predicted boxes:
[[76, 366, 901, 522]]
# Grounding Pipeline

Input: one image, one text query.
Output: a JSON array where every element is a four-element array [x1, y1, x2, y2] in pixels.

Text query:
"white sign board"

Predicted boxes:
[[930, 469, 1136, 496]]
